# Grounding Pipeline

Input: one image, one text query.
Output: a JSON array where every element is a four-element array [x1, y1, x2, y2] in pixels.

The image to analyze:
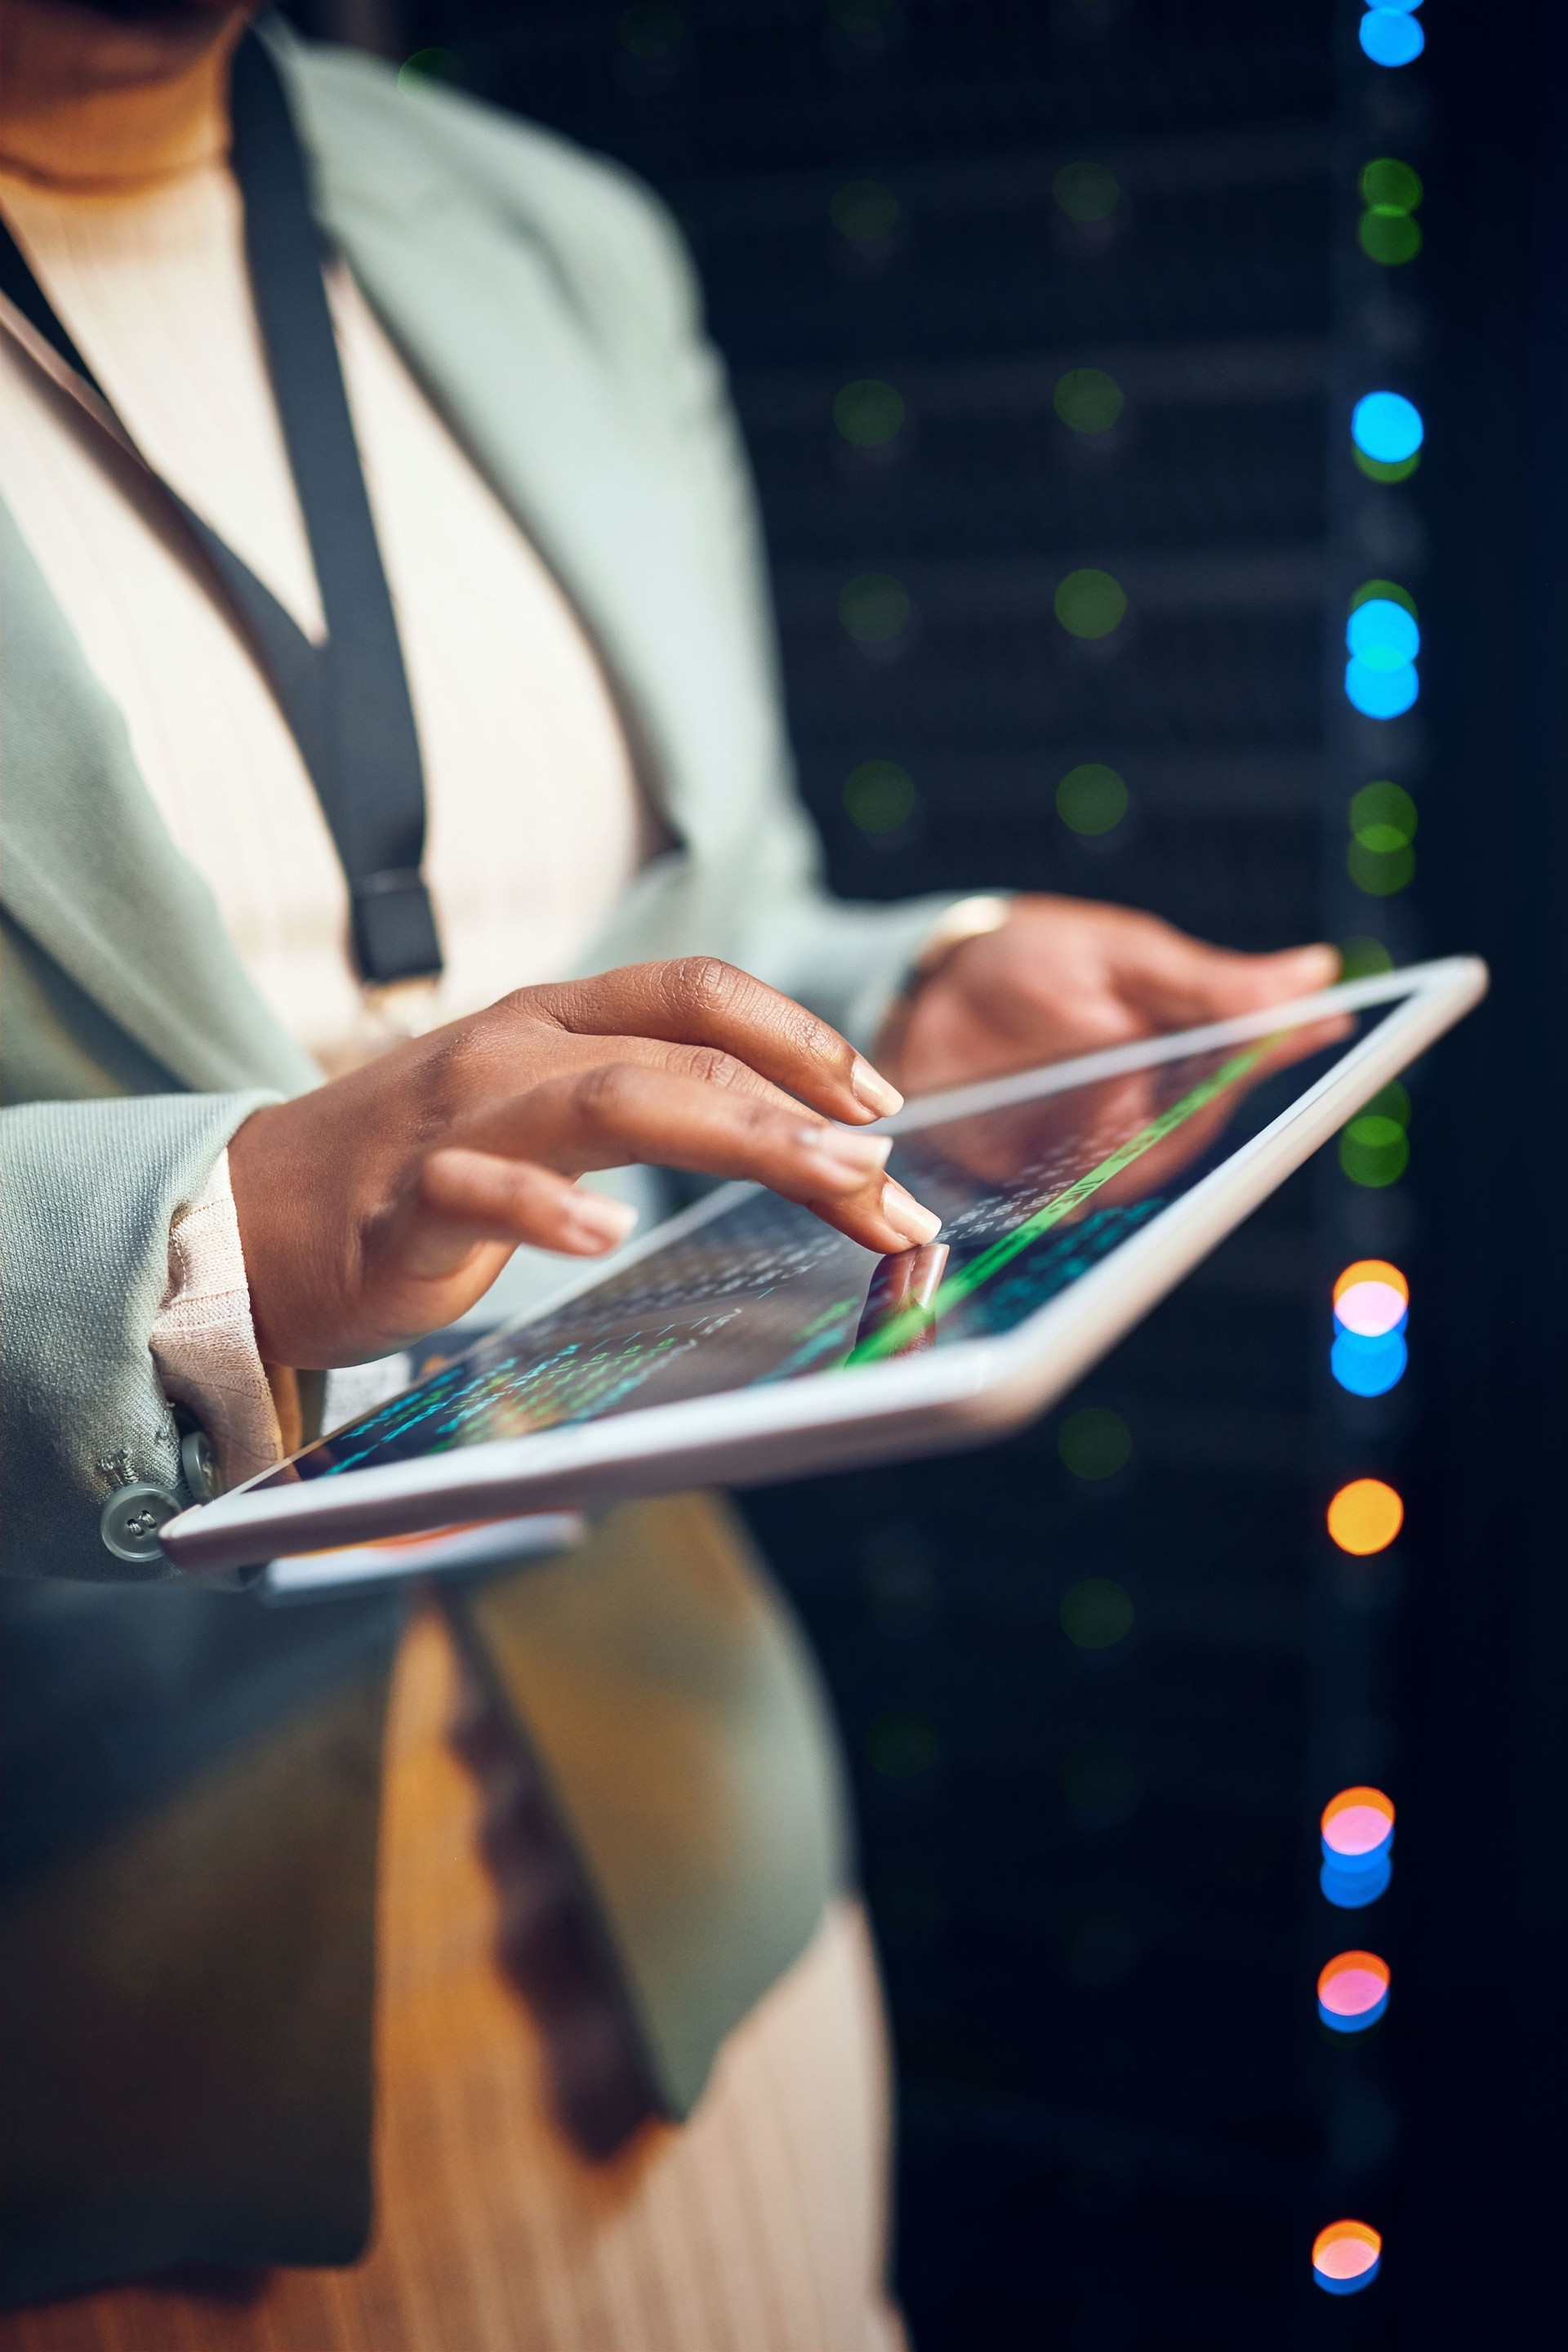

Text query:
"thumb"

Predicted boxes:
[[1122, 934, 1341, 1027], [1236, 942, 1343, 1005]]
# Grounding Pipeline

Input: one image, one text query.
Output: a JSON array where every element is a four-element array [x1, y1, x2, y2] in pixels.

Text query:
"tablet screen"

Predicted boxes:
[[263, 1007, 1374, 1489]]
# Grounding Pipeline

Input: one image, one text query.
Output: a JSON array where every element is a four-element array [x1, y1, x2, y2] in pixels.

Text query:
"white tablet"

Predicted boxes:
[[163, 956, 1486, 1579]]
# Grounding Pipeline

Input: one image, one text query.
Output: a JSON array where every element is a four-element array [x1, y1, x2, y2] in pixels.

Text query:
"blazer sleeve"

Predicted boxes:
[[1, 1091, 278, 1583]]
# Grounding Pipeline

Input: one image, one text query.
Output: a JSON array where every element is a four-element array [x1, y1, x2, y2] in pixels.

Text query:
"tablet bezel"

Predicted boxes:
[[163, 956, 1486, 1575]]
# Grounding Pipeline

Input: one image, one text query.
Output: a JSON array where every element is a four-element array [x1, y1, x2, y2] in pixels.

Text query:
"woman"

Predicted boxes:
[[0, 2, 1334, 2339]]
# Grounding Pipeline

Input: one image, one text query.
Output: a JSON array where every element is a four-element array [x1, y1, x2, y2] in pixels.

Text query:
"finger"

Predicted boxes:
[[528, 958, 904, 1123], [1113, 929, 1341, 1029], [454, 1015, 807, 1114], [798, 1179, 944, 1254], [535, 1032, 804, 1113], [451, 1062, 941, 1252], [401, 1154, 639, 1278], [453, 1061, 892, 1188]]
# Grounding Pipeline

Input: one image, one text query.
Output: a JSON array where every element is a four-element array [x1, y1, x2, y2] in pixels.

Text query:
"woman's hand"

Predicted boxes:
[[882, 896, 1341, 1097], [228, 959, 938, 1369]]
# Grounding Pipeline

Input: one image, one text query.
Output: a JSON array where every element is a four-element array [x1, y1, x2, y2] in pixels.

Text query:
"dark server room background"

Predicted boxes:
[[288, 3, 1567, 2342]]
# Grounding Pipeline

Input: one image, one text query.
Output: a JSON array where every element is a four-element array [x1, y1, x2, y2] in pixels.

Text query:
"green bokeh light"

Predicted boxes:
[[1056, 763, 1129, 836], [1054, 368, 1125, 434], [397, 45, 460, 88], [1340, 1116, 1410, 1188], [1338, 937, 1395, 981], [1054, 568, 1127, 639], [1354, 448, 1420, 485], [1349, 578, 1418, 620], [1058, 1405, 1132, 1480], [1054, 161, 1120, 223], [844, 759, 917, 833], [1348, 781, 1416, 894], [1360, 157, 1424, 212], [1060, 1577, 1135, 1650], [833, 379, 906, 447], [831, 179, 900, 243], [839, 572, 911, 646], [1359, 208, 1423, 265], [1351, 781, 1418, 844], [1348, 840, 1415, 895], [1365, 1079, 1411, 1129], [1339, 1080, 1411, 1190]]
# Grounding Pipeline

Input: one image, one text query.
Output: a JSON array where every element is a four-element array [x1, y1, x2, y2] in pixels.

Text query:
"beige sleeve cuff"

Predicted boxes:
[[149, 1147, 287, 1490]]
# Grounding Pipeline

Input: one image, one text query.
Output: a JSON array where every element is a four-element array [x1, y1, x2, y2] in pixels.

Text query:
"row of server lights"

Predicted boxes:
[[1314, 1462, 1403, 2302], [1312, 0, 1428, 2305]]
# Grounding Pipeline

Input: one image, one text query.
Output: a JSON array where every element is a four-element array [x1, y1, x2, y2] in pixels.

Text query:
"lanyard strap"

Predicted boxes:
[[0, 29, 442, 985]]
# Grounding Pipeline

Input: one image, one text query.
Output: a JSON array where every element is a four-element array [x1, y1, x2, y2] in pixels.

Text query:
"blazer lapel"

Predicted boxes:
[[288, 46, 791, 874], [0, 508, 318, 1099]]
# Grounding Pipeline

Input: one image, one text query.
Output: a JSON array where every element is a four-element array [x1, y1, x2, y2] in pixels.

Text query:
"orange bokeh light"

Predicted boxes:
[[1312, 2219, 1382, 2281], [1327, 1477, 1404, 1555], [1317, 1950, 1390, 2015], [1321, 1784, 1396, 1855], [1333, 1258, 1408, 1308]]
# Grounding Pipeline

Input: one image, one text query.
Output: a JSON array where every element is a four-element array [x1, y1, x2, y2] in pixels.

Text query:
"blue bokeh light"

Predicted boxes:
[[1332, 1329, 1409, 1396], [1319, 1984, 1390, 2035], [1347, 599, 1420, 668], [1352, 391, 1424, 463], [1360, 8, 1424, 67], [1316, 2252, 1382, 2297], [1321, 1851, 1393, 1909], [1345, 657, 1419, 719]]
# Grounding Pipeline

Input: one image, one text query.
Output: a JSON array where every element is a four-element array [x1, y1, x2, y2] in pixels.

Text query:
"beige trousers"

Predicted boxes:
[[5, 1610, 906, 2352]]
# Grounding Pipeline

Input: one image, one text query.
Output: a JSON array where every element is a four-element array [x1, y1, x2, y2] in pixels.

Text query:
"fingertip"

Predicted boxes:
[[1230, 942, 1342, 1009], [879, 1181, 942, 1246], [849, 1057, 904, 1119], [1284, 942, 1343, 983], [557, 1192, 639, 1254]]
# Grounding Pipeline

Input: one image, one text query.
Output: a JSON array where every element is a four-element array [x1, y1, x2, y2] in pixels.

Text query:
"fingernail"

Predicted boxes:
[[563, 1194, 639, 1252], [880, 1181, 942, 1245], [851, 1057, 904, 1118], [798, 1125, 893, 1183]]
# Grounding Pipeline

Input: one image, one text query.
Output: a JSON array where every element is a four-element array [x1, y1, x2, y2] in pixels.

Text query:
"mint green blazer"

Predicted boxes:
[[0, 28, 958, 2305]]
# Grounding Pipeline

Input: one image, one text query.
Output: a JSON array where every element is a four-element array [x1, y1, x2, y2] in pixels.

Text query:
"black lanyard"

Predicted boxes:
[[0, 28, 442, 986]]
